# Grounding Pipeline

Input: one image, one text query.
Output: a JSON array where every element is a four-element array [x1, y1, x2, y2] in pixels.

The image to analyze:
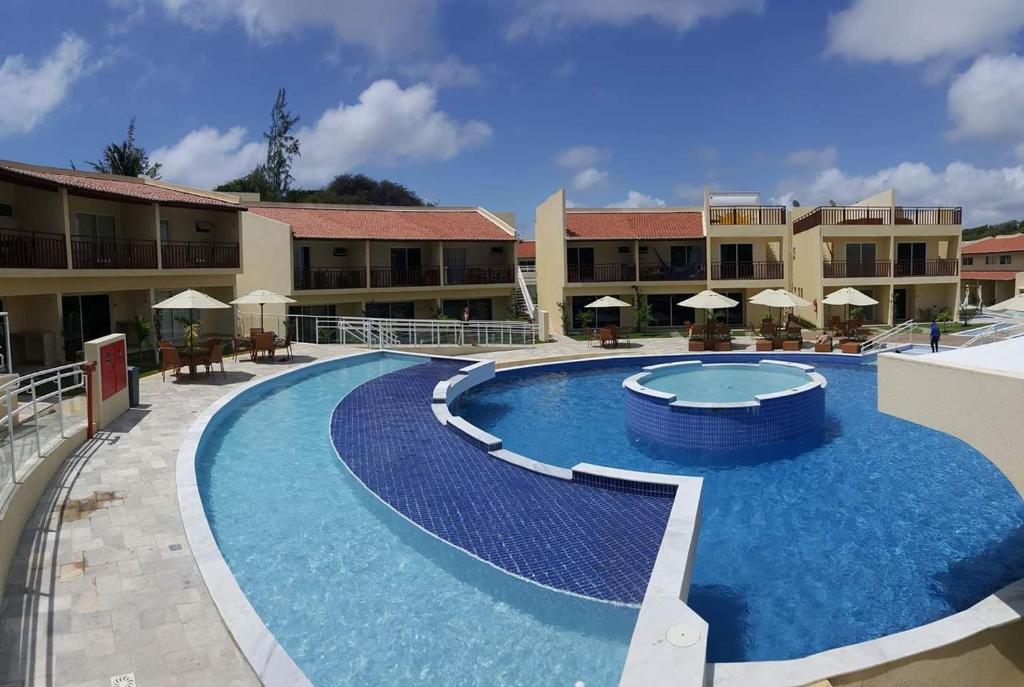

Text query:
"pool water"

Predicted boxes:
[[643, 362, 813, 402], [196, 353, 636, 686], [458, 358, 1024, 663]]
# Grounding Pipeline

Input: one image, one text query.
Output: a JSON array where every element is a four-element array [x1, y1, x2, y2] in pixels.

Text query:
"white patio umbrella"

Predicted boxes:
[[230, 289, 296, 330], [677, 290, 739, 325], [749, 288, 811, 324], [989, 294, 1024, 313], [583, 296, 631, 328], [821, 287, 878, 320], [152, 289, 230, 350]]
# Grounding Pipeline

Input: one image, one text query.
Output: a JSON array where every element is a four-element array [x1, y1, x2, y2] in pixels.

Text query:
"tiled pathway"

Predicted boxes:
[[330, 357, 675, 605]]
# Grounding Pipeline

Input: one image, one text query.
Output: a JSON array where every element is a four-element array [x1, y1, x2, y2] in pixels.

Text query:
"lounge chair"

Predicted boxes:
[[159, 343, 183, 381], [756, 321, 776, 352], [814, 335, 834, 352], [782, 323, 803, 351]]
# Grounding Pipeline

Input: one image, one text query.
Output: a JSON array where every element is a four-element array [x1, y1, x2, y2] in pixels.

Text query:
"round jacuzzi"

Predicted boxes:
[[622, 360, 827, 449]]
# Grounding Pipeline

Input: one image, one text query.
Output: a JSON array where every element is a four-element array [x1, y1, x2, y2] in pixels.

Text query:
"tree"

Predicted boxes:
[[88, 118, 161, 178], [215, 166, 275, 196], [289, 173, 428, 206], [263, 88, 300, 200]]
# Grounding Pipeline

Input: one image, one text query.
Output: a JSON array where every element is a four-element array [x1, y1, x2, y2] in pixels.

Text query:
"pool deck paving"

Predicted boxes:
[[0, 335, 890, 686]]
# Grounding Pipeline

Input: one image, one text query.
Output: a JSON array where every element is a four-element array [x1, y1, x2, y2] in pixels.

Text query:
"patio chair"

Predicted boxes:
[[782, 323, 803, 351], [254, 332, 276, 360], [584, 327, 598, 348], [829, 316, 842, 335], [714, 323, 732, 351], [756, 322, 777, 352], [687, 324, 706, 352], [274, 328, 294, 361], [159, 343, 183, 381], [598, 326, 617, 348], [199, 339, 225, 376]]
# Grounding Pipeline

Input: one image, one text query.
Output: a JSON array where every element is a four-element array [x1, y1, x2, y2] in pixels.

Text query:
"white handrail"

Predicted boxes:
[[516, 266, 536, 319], [958, 320, 1024, 348], [861, 319, 915, 353]]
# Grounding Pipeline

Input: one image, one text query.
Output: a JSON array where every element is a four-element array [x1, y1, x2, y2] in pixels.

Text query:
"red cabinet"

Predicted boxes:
[[100, 339, 127, 400]]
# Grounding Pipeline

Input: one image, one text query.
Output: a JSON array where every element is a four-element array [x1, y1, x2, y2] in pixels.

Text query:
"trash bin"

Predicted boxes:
[[127, 366, 140, 407]]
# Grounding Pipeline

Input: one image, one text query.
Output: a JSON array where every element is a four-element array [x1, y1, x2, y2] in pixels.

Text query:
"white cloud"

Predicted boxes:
[[152, 126, 265, 188], [784, 145, 838, 170], [827, 0, 1024, 64], [0, 34, 89, 137], [607, 190, 666, 208], [398, 55, 482, 88], [134, 0, 438, 57], [572, 167, 609, 191], [556, 145, 605, 169], [947, 54, 1024, 148], [294, 80, 491, 185], [774, 160, 1024, 226], [507, 0, 763, 38], [154, 80, 491, 189]]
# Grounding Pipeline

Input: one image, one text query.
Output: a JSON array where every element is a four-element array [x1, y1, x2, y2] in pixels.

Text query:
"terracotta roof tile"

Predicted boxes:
[[0, 162, 241, 209], [249, 205, 514, 241], [566, 209, 703, 240], [517, 240, 535, 258], [960, 270, 1019, 281], [961, 235, 1024, 254]]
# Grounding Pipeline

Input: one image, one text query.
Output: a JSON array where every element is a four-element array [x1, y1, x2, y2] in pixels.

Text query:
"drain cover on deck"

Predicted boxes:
[[665, 623, 702, 648]]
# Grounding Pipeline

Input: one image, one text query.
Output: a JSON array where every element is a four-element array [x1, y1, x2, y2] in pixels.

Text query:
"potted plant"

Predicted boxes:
[[132, 314, 152, 366]]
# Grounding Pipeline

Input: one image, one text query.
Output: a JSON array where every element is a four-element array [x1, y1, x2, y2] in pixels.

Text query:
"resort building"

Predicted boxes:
[[236, 203, 523, 336], [516, 239, 536, 298], [535, 188, 791, 334], [959, 234, 1024, 306], [0, 160, 245, 368], [785, 190, 961, 327]]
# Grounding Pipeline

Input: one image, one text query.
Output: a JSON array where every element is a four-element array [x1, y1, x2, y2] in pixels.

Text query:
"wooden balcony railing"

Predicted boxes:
[[638, 263, 707, 281], [70, 236, 157, 269], [444, 265, 515, 285], [894, 259, 959, 278], [161, 241, 239, 268], [294, 267, 366, 290], [567, 263, 635, 282], [794, 206, 892, 233], [711, 261, 784, 280], [370, 266, 441, 288], [894, 207, 962, 225], [709, 206, 786, 226], [0, 228, 67, 269], [822, 260, 892, 279]]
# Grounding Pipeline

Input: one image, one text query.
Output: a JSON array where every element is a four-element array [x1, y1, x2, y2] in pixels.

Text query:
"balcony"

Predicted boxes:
[[70, 236, 157, 269], [823, 260, 892, 279], [709, 206, 786, 226], [444, 265, 514, 285], [0, 228, 67, 269], [370, 266, 441, 288], [894, 259, 958, 278], [711, 261, 784, 280], [567, 263, 635, 283], [894, 207, 962, 225], [294, 267, 366, 290], [162, 241, 239, 269], [638, 263, 706, 281]]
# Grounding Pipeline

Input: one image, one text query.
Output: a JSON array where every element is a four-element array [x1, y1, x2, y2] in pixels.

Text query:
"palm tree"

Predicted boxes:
[[88, 118, 161, 178]]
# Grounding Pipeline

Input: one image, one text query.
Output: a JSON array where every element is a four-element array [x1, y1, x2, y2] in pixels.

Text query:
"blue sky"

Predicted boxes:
[[4, 0, 1024, 234]]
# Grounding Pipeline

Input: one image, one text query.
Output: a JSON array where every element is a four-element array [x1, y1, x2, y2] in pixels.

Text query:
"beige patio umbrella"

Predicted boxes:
[[152, 289, 230, 352], [677, 290, 739, 325], [821, 287, 878, 320], [989, 294, 1024, 313], [230, 289, 296, 330], [583, 296, 631, 328], [749, 288, 812, 324]]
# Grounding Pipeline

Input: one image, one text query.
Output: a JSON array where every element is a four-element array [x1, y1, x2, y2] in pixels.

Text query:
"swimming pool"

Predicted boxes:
[[457, 356, 1024, 663], [641, 361, 814, 402], [194, 353, 636, 686]]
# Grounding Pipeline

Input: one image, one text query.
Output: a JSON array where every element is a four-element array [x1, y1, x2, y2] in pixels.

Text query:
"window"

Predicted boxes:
[[618, 246, 631, 254], [75, 213, 115, 238], [647, 294, 697, 328], [721, 292, 744, 326], [489, 246, 504, 255], [195, 220, 214, 233], [571, 295, 620, 328], [985, 255, 995, 265], [333, 247, 347, 257], [159, 219, 171, 243], [365, 301, 415, 319], [962, 256, 973, 265], [719, 244, 754, 278], [638, 246, 649, 254], [844, 243, 877, 276], [896, 242, 926, 276], [442, 298, 493, 321], [0, 202, 13, 218], [1000, 255, 1012, 265]]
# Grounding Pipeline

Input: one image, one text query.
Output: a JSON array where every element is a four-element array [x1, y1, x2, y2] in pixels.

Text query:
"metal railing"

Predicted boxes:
[[0, 228, 68, 269], [711, 261, 784, 280], [861, 319, 915, 353], [567, 263, 635, 282], [161, 241, 239, 268], [894, 207, 962, 225], [370, 267, 441, 288], [0, 312, 9, 374], [709, 206, 786, 226], [294, 267, 366, 290], [794, 206, 892, 233], [957, 320, 1024, 348], [443, 265, 515, 285], [638, 263, 707, 281], [1, 362, 88, 505], [71, 236, 158, 269], [518, 264, 536, 284], [893, 259, 958, 277], [515, 266, 536, 319], [822, 260, 892, 278]]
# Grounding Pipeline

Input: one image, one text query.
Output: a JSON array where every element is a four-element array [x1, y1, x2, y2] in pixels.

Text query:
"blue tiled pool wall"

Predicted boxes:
[[570, 471, 678, 498], [330, 357, 676, 605], [624, 384, 827, 450]]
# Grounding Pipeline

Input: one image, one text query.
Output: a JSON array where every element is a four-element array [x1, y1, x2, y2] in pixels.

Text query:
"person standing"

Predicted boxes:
[[929, 319, 941, 353]]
